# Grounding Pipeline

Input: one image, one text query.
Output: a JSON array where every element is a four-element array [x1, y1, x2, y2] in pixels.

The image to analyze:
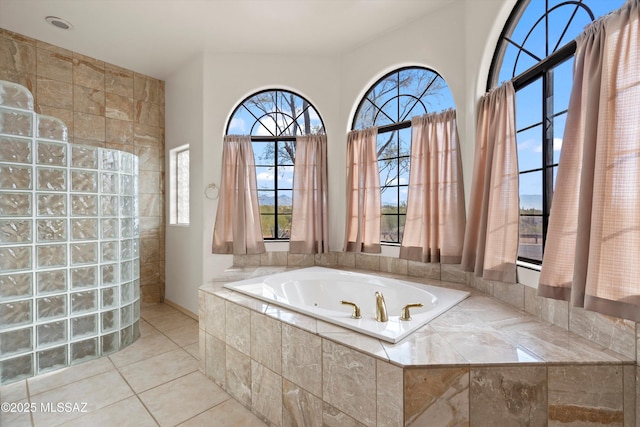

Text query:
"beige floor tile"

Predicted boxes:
[[146, 312, 198, 334], [27, 357, 115, 397], [141, 303, 181, 321], [139, 371, 230, 427], [118, 348, 198, 393], [0, 378, 28, 401], [0, 398, 33, 427], [183, 342, 200, 360], [163, 323, 200, 347], [30, 370, 133, 426], [139, 318, 161, 336], [178, 398, 266, 427], [109, 332, 179, 368], [56, 396, 157, 427]]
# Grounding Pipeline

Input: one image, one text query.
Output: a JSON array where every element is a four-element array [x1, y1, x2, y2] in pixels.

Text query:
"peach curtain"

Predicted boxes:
[[539, 0, 640, 322], [399, 110, 466, 263], [212, 135, 265, 254], [461, 81, 519, 283], [344, 127, 381, 253], [290, 135, 329, 254]]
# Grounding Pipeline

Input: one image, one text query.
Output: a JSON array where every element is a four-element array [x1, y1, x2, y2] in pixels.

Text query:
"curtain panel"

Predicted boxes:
[[212, 135, 265, 255], [461, 81, 519, 283], [344, 127, 381, 253], [399, 110, 466, 263], [290, 135, 329, 254], [539, 0, 640, 322]]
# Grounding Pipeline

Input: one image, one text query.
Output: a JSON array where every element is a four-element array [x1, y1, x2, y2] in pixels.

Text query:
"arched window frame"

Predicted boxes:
[[488, 0, 624, 265], [226, 89, 325, 240], [352, 66, 456, 244]]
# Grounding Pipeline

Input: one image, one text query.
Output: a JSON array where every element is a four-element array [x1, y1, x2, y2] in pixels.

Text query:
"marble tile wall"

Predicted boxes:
[[201, 282, 635, 426], [0, 27, 164, 302]]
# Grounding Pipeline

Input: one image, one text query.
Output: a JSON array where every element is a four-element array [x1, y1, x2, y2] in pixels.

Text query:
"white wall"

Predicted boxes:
[[202, 53, 342, 309], [164, 54, 205, 312], [165, 0, 523, 314]]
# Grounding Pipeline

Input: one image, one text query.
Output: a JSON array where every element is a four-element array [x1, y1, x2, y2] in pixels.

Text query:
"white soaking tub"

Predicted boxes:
[[223, 266, 469, 343]]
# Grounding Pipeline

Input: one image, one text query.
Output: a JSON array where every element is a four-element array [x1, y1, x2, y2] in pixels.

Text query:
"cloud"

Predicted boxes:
[[228, 118, 246, 134], [554, 137, 562, 151]]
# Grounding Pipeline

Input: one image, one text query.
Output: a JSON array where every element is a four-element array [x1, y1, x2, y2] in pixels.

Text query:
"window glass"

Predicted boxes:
[[353, 67, 455, 243], [490, 0, 624, 263], [227, 90, 324, 240]]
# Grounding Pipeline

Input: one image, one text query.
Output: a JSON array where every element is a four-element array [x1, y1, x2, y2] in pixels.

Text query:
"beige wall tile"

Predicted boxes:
[[314, 252, 338, 267], [36, 78, 72, 110], [135, 100, 164, 127], [0, 68, 36, 96], [322, 339, 376, 427], [355, 253, 380, 271], [225, 345, 251, 406], [540, 296, 569, 331], [471, 274, 493, 294], [407, 260, 440, 279], [205, 332, 226, 387], [134, 73, 164, 105], [470, 366, 547, 426], [36, 48, 72, 83], [134, 122, 163, 148], [74, 86, 105, 116], [404, 367, 469, 426], [225, 302, 251, 355], [139, 216, 164, 239], [105, 117, 134, 145], [106, 92, 134, 121], [338, 252, 356, 268], [569, 306, 636, 360], [440, 264, 467, 284], [492, 280, 524, 310], [548, 365, 624, 426], [251, 361, 282, 426], [0, 36, 36, 74], [204, 293, 226, 340], [139, 194, 162, 217], [105, 63, 133, 97], [288, 253, 314, 267], [251, 312, 282, 374], [73, 53, 104, 90], [140, 237, 161, 264], [282, 323, 322, 397], [322, 402, 367, 427], [74, 112, 105, 142], [623, 365, 635, 427], [283, 378, 323, 427], [380, 256, 408, 275], [261, 250, 288, 266], [377, 360, 403, 427]]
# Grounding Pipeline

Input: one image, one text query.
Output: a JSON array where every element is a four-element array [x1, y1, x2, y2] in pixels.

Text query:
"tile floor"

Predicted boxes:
[[0, 303, 267, 427]]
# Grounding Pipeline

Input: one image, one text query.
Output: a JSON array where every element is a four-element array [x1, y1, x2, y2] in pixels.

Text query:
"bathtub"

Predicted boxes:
[[223, 266, 469, 343]]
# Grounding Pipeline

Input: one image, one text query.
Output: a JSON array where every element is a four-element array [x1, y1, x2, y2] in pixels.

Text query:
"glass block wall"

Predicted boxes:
[[0, 80, 140, 384]]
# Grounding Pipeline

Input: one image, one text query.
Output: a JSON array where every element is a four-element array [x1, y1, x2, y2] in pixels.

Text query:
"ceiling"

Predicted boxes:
[[0, 0, 455, 80]]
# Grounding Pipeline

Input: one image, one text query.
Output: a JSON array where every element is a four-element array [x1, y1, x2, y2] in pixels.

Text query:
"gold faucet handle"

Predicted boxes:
[[340, 300, 362, 319], [400, 303, 424, 321]]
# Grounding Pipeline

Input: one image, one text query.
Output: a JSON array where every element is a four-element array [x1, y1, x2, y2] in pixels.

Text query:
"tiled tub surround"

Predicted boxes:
[[200, 265, 636, 426], [0, 81, 140, 385]]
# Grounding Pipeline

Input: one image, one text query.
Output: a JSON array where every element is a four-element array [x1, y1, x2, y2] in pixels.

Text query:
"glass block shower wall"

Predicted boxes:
[[0, 80, 140, 385]]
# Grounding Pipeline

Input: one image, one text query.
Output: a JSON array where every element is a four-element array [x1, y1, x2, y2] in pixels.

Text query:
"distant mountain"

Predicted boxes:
[[520, 194, 542, 211], [258, 193, 292, 206]]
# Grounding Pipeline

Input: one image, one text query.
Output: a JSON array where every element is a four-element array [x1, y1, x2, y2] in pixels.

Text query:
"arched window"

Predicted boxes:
[[226, 89, 325, 240], [352, 67, 455, 243], [488, 0, 624, 264]]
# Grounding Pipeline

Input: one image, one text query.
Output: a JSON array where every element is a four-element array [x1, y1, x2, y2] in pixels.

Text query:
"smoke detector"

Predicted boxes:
[[45, 16, 74, 30]]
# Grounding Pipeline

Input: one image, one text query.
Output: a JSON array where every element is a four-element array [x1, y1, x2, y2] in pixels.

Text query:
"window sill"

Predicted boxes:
[[517, 260, 542, 271]]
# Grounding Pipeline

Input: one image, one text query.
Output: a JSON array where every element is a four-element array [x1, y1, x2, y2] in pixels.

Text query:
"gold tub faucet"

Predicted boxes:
[[375, 291, 388, 322]]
